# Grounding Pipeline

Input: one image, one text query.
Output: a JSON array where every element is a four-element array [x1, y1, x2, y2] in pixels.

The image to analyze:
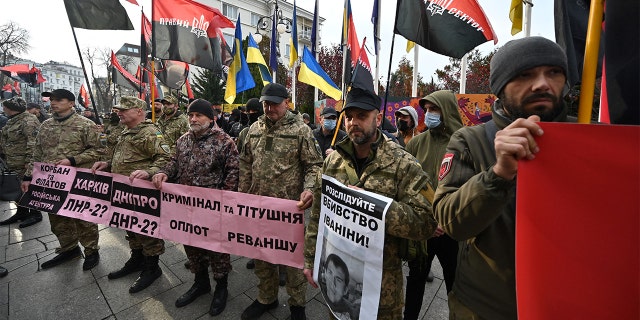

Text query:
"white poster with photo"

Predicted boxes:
[[313, 175, 392, 320]]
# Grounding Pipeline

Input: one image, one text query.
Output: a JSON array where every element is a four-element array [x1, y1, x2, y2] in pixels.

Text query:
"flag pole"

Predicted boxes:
[[459, 53, 468, 94], [412, 46, 419, 97], [69, 26, 102, 124], [577, 0, 604, 123], [374, 0, 381, 94], [382, 33, 396, 119], [523, 0, 533, 37], [151, 0, 156, 122]]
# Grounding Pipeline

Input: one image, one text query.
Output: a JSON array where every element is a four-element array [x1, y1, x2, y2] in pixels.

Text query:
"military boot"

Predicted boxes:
[[175, 269, 211, 307], [129, 255, 162, 293], [290, 306, 306, 320], [209, 274, 229, 316], [108, 249, 144, 279], [0, 206, 30, 225]]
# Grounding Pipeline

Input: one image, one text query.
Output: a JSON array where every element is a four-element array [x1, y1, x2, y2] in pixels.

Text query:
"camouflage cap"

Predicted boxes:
[[115, 96, 147, 111], [161, 95, 178, 105]]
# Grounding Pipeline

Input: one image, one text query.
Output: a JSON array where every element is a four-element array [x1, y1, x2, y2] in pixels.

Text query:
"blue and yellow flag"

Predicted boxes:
[[289, 0, 299, 68], [298, 46, 341, 100], [224, 14, 256, 104], [246, 34, 273, 85]]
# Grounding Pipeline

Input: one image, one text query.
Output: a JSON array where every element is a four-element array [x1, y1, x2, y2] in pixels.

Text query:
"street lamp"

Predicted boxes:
[[252, 0, 292, 50]]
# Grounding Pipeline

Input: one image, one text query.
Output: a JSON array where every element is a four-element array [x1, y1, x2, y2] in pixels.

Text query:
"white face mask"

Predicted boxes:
[[424, 112, 442, 129]]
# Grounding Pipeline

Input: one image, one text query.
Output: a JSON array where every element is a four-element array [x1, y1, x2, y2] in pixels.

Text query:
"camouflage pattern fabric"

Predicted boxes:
[[156, 112, 189, 152], [304, 130, 438, 319], [125, 230, 165, 256], [50, 214, 99, 255], [184, 245, 232, 279], [238, 111, 322, 306], [0, 111, 40, 176], [160, 126, 238, 190], [102, 122, 126, 149], [106, 120, 170, 177]]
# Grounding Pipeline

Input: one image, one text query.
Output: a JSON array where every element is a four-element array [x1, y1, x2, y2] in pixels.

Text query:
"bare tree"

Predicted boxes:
[[0, 21, 30, 83], [82, 47, 114, 115]]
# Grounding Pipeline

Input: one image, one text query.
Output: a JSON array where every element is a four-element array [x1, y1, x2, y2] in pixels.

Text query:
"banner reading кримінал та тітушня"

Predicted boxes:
[[19, 163, 304, 268]]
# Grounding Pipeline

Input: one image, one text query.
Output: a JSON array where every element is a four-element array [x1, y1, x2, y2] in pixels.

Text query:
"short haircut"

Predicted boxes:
[[325, 253, 349, 286]]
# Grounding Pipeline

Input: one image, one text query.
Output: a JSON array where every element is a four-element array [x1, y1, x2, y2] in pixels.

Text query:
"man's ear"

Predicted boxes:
[[375, 111, 383, 127]]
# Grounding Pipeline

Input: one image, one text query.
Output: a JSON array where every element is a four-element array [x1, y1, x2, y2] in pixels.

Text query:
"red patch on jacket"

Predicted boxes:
[[439, 153, 454, 180]]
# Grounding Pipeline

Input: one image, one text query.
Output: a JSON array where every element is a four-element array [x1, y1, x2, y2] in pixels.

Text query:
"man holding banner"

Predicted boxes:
[[92, 96, 171, 294], [152, 99, 239, 316], [303, 88, 437, 319], [238, 83, 323, 320], [434, 37, 576, 320]]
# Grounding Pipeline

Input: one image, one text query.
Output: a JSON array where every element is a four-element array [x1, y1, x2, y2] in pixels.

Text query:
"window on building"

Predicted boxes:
[[223, 3, 238, 19], [223, 34, 234, 48], [251, 13, 261, 27], [301, 25, 312, 40]]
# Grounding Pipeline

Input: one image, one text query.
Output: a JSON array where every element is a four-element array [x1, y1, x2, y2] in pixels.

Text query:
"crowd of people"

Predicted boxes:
[[0, 36, 580, 319]]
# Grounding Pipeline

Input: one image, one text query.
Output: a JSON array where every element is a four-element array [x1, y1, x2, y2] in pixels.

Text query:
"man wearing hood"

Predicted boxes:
[[434, 36, 576, 319], [393, 106, 419, 147], [238, 83, 323, 320], [404, 90, 463, 319]]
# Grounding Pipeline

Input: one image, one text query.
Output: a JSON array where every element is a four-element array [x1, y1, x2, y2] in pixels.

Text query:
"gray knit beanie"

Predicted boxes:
[[490, 36, 568, 96]]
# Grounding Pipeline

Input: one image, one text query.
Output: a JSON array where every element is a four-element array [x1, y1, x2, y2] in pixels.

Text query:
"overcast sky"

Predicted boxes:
[[1, 0, 554, 84]]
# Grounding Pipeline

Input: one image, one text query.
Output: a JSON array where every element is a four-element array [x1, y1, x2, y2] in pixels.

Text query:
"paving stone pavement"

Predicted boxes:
[[0, 200, 448, 319]]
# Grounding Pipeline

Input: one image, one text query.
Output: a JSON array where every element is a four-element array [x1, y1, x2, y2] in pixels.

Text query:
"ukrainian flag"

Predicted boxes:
[[298, 46, 342, 100], [289, 0, 299, 68], [247, 34, 273, 85], [225, 14, 256, 104]]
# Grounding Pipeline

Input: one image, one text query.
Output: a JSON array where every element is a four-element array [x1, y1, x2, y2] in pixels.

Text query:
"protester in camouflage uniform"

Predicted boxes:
[[26, 102, 49, 123], [21, 89, 103, 270], [303, 88, 438, 320], [152, 98, 239, 316], [238, 83, 323, 320], [102, 108, 126, 148], [156, 95, 189, 152], [92, 96, 170, 294], [0, 98, 42, 228]]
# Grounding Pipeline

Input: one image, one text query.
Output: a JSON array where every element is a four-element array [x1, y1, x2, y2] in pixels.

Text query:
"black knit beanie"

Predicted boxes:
[[187, 98, 215, 120], [490, 36, 568, 96], [3, 98, 26, 113]]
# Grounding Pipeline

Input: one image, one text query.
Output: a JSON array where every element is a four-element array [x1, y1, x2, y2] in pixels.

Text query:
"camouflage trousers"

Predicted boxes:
[[49, 214, 99, 255], [254, 259, 307, 307], [376, 265, 405, 320], [184, 245, 231, 279], [447, 291, 487, 320], [125, 230, 165, 256]]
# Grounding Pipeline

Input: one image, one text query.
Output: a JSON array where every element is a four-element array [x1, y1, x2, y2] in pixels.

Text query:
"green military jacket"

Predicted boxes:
[[26, 112, 103, 176], [107, 120, 170, 177], [304, 130, 437, 316], [156, 111, 189, 152], [0, 111, 40, 176], [238, 111, 322, 200], [103, 121, 126, 149]]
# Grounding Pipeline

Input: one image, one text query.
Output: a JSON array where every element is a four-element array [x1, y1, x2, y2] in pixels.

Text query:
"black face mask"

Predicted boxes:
[[249, 112, 261, 124], [396, 119, 410, 132], [109, 112, 119, 123]]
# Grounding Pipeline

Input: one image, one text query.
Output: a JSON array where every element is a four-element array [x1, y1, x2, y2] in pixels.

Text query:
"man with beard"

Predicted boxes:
[[92, 96, 170, 294], [152, 99, 238, 316], [21, 89, 103, 270], [303, 88, 437, 319], [434, 36, 575, 320], [238, 83, 323, 320], [157, 95, 189, 153]]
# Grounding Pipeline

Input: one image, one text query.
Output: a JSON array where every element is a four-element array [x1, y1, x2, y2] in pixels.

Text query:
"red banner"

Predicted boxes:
[[516, 123, 639, 319]]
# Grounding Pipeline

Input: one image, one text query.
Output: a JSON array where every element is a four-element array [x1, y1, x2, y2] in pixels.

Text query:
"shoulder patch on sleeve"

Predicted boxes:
[[439, 153, 454, 181]]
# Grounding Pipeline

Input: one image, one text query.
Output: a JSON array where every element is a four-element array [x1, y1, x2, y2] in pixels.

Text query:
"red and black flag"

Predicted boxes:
[[350, 37, 375, 93], [110, 51, 141, 90], [63, 0, 133, 30], [154, 59, 189, 89], [140, 12, 152, 68], [152, 0, 234, 73], [78, 84, 91, 108], [341, 0, 361, 85], [0, 64, 46, 87], [394, 0, 497, 59]]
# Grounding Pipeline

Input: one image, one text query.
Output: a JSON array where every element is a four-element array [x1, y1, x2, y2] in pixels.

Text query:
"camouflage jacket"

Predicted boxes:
[[106, 120, 170, 177], [156, 111, 189, 151], [238, 111, 322, 200], [26, 112, 103, 176], [160, 126, 239, 191], [103, 121, 126, 149], [304, 129, 437, 277], [0, 112, 40, 176]]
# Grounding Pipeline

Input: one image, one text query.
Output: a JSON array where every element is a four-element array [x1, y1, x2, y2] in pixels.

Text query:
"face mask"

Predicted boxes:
[[109, 112, 119, 123], [323, 119, 337, 130], [249, 112, 261, 123], [424, 112, 442, 129], [396, 119, 410, 131]]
